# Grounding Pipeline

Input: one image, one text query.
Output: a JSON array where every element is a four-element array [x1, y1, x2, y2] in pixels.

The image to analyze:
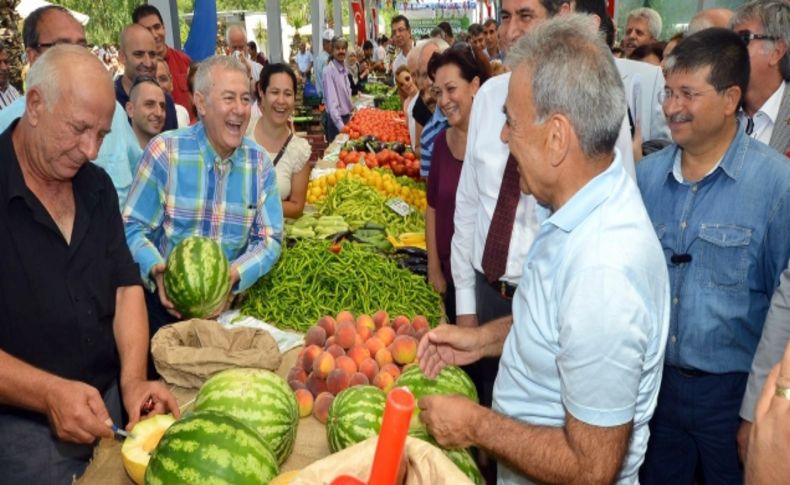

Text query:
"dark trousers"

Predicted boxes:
[[0, 383, 122, 485], [640, 366, 747, 485], [466, 270, 514, 485], [443, 283, 457, 324], [144, 289, 179, 379], [324, 113, 350, 143]]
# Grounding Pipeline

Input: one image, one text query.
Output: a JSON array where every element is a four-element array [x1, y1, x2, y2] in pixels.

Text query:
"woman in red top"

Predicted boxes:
[[426, 44, 490, 322]]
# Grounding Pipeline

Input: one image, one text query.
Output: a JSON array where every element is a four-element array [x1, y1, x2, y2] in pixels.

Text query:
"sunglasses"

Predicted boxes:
[[736, 30, 778, 46]]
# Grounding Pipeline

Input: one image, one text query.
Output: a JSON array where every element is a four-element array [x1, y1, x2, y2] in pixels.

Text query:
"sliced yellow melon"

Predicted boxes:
[[120, 414, 177, 485], [271, 469, 301, 485]]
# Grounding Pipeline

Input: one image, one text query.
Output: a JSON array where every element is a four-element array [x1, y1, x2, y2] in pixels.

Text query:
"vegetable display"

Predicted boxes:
[[341, 108, 410, 144], [238, 240, 443, 332], [307, 165, 426, 211]]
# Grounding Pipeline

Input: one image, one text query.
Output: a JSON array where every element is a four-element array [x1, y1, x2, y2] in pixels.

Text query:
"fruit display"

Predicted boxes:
[[193, 368, 299, 465], [285, 214, 349, 239], [145, 411, 279, 485], [319, 178, 425, 236], [394, 365, 479, 403], [341, 108, 410, 144], [239, 240, 443, 332], [121, 414, 177, 485], [163, 236, 230, 319], [337, 141, 420, 180], [325, 385, 387, 452], [307, 164, 426, 210]]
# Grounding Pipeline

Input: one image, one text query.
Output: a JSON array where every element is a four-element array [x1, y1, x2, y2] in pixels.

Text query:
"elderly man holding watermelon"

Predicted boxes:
[[0, 45, 180, 484], [123, 55, 284, 335]]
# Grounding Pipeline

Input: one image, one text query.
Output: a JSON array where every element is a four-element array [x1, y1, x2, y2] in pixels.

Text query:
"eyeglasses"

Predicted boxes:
[[736, 30, 778, 46], [31, 39, 89, 50], [658, 87, 717, 105]]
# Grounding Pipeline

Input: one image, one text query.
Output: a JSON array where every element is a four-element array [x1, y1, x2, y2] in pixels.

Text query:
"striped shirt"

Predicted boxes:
[[123, 122, 283, 294], [0, 84, 20, 110], [419, 108, 448, 177]]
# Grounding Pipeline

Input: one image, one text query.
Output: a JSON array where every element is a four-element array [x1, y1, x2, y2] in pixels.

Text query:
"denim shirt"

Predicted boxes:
[[637, 126, 790, 374]]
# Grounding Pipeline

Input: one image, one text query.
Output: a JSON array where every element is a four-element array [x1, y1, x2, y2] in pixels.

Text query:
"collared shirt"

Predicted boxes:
[[483, 47, 504, 61], [419, 107, 448, 177], [164, 46, 193, 122], [122, 122, 283, 293], [451, 72, 635, 316], [494, 156, 670, 485], [637, 125, 790, 375], [115, 76, 179, 132], [0, 97, 142, 206], [314, 50, 330, 97], [393, 51, 408, 74], [739, 81, 785, 146], [323, 59, 353, 131], [0, 121, 141, 404], [0, 84, 20, 110], [296, 50, 313, 74]]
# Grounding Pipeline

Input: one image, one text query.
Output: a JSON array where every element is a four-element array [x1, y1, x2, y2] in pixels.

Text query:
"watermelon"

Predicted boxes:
[[409, 426, 484, 485], [163, 236, 231, 318], [145, 411, 278, 485], [326, 385, 386, 453], [193, 368, 299, 465], [395, 365, 478, 403]]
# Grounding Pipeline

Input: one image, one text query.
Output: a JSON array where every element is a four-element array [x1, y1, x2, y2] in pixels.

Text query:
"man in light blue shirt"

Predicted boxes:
[[314, 29, 334, 99], [637, 28, 790, 484], [295, 41, 313, 81], [0, 6, 141, 206], [416, 15, 669, 484]]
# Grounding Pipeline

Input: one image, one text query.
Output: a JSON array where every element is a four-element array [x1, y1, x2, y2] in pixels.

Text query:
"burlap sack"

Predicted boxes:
[[151, 319, 281, 388], [289, 436, 474, 485]]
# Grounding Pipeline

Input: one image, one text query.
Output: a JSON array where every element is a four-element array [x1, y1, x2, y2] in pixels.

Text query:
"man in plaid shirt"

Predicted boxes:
[[123, 55, 283, 336]]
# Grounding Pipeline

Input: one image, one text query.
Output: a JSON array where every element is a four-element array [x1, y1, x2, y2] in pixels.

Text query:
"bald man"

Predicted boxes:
[[687, 8, 733, 34], [0, 45, 178, 484], [117, 24, 178, 131]]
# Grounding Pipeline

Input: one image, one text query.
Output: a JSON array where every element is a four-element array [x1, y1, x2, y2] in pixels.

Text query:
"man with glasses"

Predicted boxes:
[[0, 6, 141, 206], [391, 15, 413, 74], [417, 38, 449, 177], [116, 24, 178, 132], [731, 0, 790, 156], [155, 58, 190, 128], [636, 28, 790, 484]]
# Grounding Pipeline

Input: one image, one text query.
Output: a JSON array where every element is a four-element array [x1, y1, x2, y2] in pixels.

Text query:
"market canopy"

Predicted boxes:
[[16, 0, 90, 25]]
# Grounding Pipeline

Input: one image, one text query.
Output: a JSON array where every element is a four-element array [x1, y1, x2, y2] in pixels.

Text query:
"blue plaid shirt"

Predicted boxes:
[[123, 122, 283, 293], [420, 108, 448, 177]]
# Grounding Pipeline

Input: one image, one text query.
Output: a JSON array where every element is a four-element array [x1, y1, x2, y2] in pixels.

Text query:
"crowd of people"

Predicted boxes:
[[0, 0, 790, 484]]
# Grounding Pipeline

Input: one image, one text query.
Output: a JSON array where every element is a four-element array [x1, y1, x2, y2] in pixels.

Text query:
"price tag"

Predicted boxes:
[[386, 198, 413, 217]]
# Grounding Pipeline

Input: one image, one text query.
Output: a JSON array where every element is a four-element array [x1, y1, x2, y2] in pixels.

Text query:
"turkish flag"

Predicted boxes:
[[352, 0, 366, 46]]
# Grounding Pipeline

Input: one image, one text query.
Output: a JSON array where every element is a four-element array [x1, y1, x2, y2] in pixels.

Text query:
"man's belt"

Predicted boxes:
[[668, 366, 712, 378]]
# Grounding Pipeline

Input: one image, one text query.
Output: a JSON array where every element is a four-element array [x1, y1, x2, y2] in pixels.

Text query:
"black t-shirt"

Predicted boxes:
[[412, 95, 433, 126], [0, 122, 141, 418], [115, 76, 179, 131]]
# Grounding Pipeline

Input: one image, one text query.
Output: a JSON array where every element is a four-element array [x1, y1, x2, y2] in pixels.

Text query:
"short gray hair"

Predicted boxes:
[[28, 44, 109, 109], [225, 24, 246, 46], [627, 7, 663, 40], [731, 0, 790, 80], [506, 14, 626, 158], [193, 55, 248, 97]]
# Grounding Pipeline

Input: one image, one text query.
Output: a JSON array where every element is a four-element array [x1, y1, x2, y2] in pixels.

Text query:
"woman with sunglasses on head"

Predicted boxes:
[[246, 63, 312, 218], [426, 44, 490, 323]]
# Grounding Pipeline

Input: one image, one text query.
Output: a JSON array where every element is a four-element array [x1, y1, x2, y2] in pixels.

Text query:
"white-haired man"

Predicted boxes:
[[226, 24, 263, 82], [623, 7, 662, 57]]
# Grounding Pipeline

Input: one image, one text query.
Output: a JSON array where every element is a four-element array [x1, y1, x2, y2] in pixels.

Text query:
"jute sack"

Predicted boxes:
[[151, 319, 281, 388]]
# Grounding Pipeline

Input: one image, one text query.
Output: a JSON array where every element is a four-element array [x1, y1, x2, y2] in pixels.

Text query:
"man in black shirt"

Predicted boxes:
[[0, 45, 178, 484]]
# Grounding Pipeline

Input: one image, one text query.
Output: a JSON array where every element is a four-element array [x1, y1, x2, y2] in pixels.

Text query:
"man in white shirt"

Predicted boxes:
[[0, 44, 20, 110], [731, 0, 790, 156], [391, 15, 413, 74], [226, 24, 263, 82]]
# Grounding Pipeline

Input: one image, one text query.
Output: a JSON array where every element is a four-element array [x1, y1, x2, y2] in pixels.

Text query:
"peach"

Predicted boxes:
[[301, 344, 323, 372], [317, 315, 337, 337], [411, 315, 430, 332], [294, 388, 314, 417], [327, 368, 352, 395], [347, 345, 371, 368], [313, 351, 336, 378], [375, 347, 394, 368], [356, 314, 376, 331], [354, 333, 365, 347], [392, 315, 411, 331], [326, 343, 345, 359], [305, 325, 327, 347], [375, 326, 396, 346], [396, 323, 416, 338], [381, 362, 401, 380], [306, 372, 327, 397], [366, 336, 385, 357], [373, 310, 390, 329], [359, 357, 380, 382], [289, 379, 306, 391], [336, 310, 355, 324], [313, 392, 335, 424], [391, 335, 418, 365], [373, 370, 395, 392], [350, 372, 369, 387], [335, 322, 357, 350], [326, 336, 336, 347], [287, 366, 307, 384], [335, 355, 358, 374], [356, 324, 373, 342]]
